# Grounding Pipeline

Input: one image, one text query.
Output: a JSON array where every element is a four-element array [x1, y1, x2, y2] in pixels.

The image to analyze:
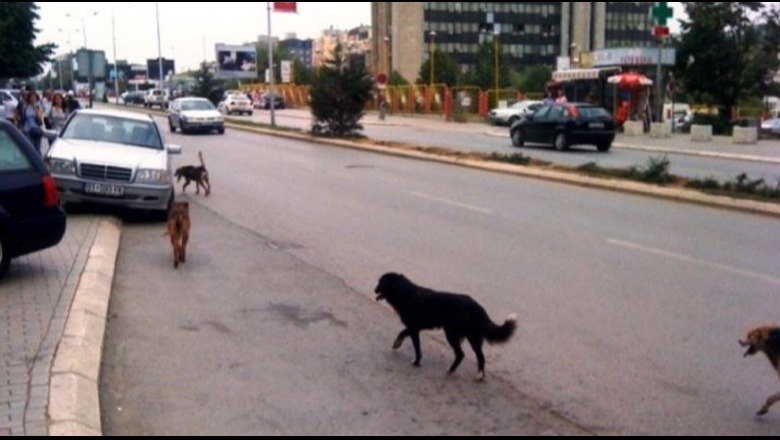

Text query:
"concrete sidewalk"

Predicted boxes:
[[0, 215, 118, 437], [0, 216, 100, 436]]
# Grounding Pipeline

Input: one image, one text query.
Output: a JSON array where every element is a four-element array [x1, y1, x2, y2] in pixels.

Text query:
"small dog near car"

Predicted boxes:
[[166, 202, 191, 269], [740, 326, 780, 416], [374, 273, 517, 382], [175, 152, 211, 196]]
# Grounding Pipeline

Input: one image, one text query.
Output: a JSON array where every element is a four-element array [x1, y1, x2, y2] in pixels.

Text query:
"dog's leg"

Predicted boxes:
[[204, 175, 211, 197], [393, 329, 410, 350], [445, 330, 465, 376], [758, 392, 780, 416], [195, 180, 201, 195], [180, 230, 189, 264], [410, 332, 422, 367], [467, 335, 487, 382], [182, 180, 191, 194]]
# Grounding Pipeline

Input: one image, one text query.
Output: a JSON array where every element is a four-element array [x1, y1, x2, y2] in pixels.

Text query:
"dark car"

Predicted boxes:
[[510, 103, 616, 152], [0, 121, 67, 280], [257, 92, 285, 110], [123, 91, 147, 106]]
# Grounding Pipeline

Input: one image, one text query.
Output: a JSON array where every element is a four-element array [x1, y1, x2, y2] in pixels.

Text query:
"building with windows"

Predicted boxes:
[[279, 34, 315, 70], [372, 2, 655, 82]]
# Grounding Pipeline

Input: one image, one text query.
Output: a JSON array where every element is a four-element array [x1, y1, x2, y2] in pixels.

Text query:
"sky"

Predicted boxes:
[[35, 2, 686, 72], [35, 2, 373, 71]]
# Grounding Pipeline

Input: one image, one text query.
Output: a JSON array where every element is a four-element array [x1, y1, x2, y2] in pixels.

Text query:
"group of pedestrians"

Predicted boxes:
[[5, 85, 82, 155]]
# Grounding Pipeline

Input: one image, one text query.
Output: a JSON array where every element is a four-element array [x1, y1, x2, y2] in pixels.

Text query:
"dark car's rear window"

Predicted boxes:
[[578, 106, 611, 119], [0, 130, 33, 173]]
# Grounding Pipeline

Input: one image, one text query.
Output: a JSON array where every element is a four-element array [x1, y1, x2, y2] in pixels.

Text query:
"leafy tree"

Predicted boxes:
[[472, 41, 511, 91], [292, 59, 314, 86], [255, 45, 292, 82], [675, 2, 780, 124], [513, 65, 553, 94], [416, 49, 460, 87], [389, 70, 410, 87], [192, 62, 225, 105], [0, 2, 55, 79], [310, 43, 374, 137]]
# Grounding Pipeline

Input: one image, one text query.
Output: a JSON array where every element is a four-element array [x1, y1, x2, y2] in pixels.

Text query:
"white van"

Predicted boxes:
[[144, 89, 169, 109]]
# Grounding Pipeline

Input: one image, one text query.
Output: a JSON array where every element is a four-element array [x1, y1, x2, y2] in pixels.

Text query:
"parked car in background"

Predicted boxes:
[[0, 120, 67, 280], [761, 117, 780, 138], [257, 92, 285, 110], [45, 109, 181, 219], [122, 91, 147, 106], [510, 103, 616, 152], [218, 94, 254, 116], [144, 89, 169, 109], [168, 98, 225, 135], [489, 100, 543, 126]]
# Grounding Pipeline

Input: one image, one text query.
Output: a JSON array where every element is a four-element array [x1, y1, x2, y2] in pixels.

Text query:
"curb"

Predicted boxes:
[[612, 143, 780, 165], [113, 105, 780, 219], [48, 218, 123, 436]]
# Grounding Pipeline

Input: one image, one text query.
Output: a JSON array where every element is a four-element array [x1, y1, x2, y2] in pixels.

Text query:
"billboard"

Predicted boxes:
[[146, 58, 176, 81], [216, 44, 257, 80], [128, 65, 148, 85]]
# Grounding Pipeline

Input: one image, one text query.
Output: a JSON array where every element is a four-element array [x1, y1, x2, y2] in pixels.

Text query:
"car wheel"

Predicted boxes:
[[508, 116, 520, 126], [0, 231, 11, 281], [249, 112, 254, 117], [180, 123, 189, 135], [554, 132, 570, 151], [511, 129, 524, 147], [217, 128, 225, 135], [597, 142, 612, 153], [169, 119, 176, 133]]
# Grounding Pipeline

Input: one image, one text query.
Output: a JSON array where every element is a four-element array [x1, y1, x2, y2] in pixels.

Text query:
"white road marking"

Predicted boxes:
[[406, 191, 494, 215], [608, 239, 780, 287]]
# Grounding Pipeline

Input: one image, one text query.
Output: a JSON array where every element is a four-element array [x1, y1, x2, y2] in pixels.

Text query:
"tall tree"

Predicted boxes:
[[192, 62, 225, 105], [310, 43, 374, 136], [255, 44, 292, 82], [676, 2, 780, 122], [513, 65, 553, 94], [416, 49, 460, 87], [472, 41, 511, 91], [0, 2, 55, 79]]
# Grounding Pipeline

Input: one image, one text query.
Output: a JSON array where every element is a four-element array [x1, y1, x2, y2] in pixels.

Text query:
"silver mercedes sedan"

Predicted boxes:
[[45, 109, 182, 217]]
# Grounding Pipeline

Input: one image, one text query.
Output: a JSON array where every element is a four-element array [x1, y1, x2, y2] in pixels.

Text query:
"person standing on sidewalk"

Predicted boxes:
[[65, 91, 81, 115], [17, 91, 45, 155], [45, 93, 68, 148]]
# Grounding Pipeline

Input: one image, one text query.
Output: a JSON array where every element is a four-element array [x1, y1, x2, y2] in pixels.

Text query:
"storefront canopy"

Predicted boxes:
[[552, 68, 618, 82]]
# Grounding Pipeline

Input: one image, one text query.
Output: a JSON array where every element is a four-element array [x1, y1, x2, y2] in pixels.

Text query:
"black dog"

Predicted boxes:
[[175, 151, 211, 196], [375, 273, 517, 382]]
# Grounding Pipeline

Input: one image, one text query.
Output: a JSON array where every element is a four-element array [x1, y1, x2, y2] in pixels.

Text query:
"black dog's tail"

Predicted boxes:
[[199, 151, 206, 169], [486, 314, 518, 345]]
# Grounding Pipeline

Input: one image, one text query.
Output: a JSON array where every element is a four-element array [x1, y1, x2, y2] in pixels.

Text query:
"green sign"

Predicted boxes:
[[652, 2, 674, 26]]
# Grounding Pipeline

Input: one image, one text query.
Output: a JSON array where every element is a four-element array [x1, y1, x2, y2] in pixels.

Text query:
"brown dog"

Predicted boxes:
[[175, 152, 211, 196], [166, 202, 191, 269], [740, 326, 780, 416]]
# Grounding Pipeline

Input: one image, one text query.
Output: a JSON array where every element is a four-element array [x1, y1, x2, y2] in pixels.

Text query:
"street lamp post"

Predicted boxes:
[[66, 11, 99, 108], [155, 2, 164, 92], [429, 31, 437, 87]]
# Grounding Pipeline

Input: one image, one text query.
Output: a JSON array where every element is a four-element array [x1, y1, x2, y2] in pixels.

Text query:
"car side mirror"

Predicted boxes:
[[166, 144, 182, 155], [43, 129, 59, 142]]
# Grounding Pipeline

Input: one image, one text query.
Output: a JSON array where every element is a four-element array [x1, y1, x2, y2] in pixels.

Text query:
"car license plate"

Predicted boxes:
[[589, 122, 606, 129], [84, 182, 124, 198]]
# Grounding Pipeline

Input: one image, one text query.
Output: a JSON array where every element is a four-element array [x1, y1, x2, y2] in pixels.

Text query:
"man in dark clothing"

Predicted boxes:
[[65, 92, 81, 114], [14, 85, 35, 127]]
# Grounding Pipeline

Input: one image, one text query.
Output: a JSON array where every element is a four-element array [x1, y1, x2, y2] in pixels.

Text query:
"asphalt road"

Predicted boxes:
[[103, 119, 780, 435], [227, 110, 780, 183]]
